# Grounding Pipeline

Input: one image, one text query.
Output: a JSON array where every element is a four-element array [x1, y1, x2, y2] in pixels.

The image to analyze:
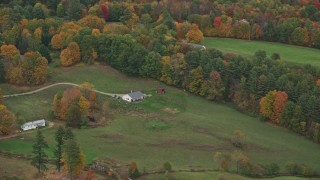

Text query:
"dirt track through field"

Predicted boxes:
[[2, 82, 124, 98]]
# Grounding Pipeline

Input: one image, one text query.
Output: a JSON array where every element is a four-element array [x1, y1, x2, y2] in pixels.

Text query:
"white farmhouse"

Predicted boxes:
[[21, 119, 46, 131], [122, 91, 144, 102]]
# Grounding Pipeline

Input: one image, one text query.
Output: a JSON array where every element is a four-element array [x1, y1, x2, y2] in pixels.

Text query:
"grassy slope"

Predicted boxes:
[[203, 37, 320, 66], [0, 65, 320, 174], [139, 172, 320, 180]]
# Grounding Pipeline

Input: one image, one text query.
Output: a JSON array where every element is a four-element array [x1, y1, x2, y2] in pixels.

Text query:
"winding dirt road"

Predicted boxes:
[[2, 82, 124, 98]]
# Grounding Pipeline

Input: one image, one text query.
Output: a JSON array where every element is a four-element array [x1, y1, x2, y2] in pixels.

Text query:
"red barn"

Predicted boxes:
[[156, 88, 166, 94]]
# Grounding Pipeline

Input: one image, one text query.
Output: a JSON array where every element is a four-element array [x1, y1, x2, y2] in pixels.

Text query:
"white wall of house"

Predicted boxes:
[[21, 120, 45, 131], [122, 94, 132, 102]]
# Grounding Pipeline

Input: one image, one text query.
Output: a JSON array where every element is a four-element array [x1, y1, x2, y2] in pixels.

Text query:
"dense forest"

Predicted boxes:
[[1, 0, 320, 145]]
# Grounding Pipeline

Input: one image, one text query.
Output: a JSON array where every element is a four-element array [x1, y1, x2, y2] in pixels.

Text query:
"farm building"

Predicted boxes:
[[181, 42, 206, 50], [21, 119, 45, 131], [156, 88, 166, 94], [122, 91, 144, 102]]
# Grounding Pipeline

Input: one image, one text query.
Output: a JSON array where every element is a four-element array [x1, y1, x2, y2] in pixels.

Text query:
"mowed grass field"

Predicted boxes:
[[203, 37, 320, 67], [0, 65, 320, 177]]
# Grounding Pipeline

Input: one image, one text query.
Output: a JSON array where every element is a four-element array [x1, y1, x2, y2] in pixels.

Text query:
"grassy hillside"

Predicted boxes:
[[139, 172, 320, 180], [0, 65, 320, 175], [203, 37, 320, 67]]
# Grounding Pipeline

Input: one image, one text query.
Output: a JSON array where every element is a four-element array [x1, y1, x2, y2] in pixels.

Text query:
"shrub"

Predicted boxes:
[[264, 163, 280, 176], [286, 162, 301, 175], [129, 161, 140, 179], [163, 162, 172, 172]]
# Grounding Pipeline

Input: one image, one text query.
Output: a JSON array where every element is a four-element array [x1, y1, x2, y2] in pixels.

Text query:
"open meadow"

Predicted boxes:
[[0, 65, 320, 178], [203, 37, 320, 67]]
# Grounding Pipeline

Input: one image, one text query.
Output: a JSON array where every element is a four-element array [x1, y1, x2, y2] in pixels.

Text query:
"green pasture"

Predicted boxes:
[[0, 65, 320, 177], [203, 37, 320, 67]]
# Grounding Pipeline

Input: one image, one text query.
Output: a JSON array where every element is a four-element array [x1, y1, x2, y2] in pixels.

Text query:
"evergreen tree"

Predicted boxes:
[[54, 126, 65, 171], [0, 59, 5, 83], [66, 103, 82, 128], [38, 45, 52, 63], [67, 0, 83, 21], [31, 130, 49, 173], [64, 128, 74, 140]]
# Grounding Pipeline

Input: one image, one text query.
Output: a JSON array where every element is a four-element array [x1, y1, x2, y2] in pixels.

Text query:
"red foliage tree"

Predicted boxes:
[[214, 16, 222, 27], [314, 0, 320, 10], [100, 4, 109, 21]]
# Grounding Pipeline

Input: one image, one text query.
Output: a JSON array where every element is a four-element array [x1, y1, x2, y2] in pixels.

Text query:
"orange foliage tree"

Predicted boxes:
[[271, 91, 288, 124], [186, 24, 204, 44], [0, 45, 20, 60], [54, 84, 96, 120], [59, 87, 82, 120], [60, 42, 81, 67], [0, 104, 16, 135]]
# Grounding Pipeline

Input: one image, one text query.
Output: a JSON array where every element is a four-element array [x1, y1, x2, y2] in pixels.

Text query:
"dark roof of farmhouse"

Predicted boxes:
[[128, 91, 144, 99]]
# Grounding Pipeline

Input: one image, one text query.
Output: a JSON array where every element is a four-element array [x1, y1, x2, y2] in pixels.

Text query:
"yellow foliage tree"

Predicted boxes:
[[78, 96, 90, 114], [0, 104, 16, 135], [186, 24, 204, 44], [51, 34, 64, 50], [259, 90, 276, 119], [34, 27, 42, 41], [6, 66, 24, 85], [78, 15, 106, 30], [80, 82, 96, 105], [22, 29, 31, 38], [60, 42, 81, 67]]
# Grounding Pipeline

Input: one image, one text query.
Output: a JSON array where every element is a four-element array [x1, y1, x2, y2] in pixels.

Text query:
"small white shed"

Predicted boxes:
[[122, 91, 144, 102], [21, 119, 46, 131]]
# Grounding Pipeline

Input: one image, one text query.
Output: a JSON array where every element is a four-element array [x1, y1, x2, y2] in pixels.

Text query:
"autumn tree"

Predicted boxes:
[[62, 139, 85, 178], [59, 87, 82, 120], [188, 67, 205, 94], [60, 42, 81, 67], [214, 152, 232, 171], [31, 130, 49, 173], [232, 130, 245, 148], [51, 34, 64, 50], [186, 24, 204, 44], [78, 15, 106, 30], [21, 52, 48, 85], [201, 71, 225, 101], [271, 91, 288, 124], [0, 44, 20, 60], [260, 90, 276, 120], [232, 150, 250, 173], [0, 104, 16, 135], [80, 82, 96, 106], [128, 161, 141, 179]]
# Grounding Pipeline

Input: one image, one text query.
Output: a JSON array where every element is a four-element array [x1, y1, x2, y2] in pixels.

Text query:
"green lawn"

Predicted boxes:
[[1, 65, 320, 177], [203, 37, 320, 67]]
